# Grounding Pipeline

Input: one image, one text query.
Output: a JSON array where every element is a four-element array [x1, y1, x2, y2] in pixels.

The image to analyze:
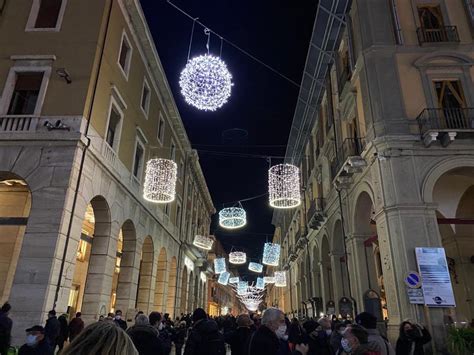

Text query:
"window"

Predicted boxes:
[[170, 141, 176, 161], [118, 31, 132, 78], [176, 203, 182, 226], [418, 5, 444, 30], [132, 136, 145, 179], [106, 102, 122, 151], [7, 72, 44, 115], [140, 79, 150, 117], [157, 114, 165, 144], [164, 203, 170, 216], [26, 0, 67, 31], [434, 80, 465, 109], [179, 160, 184, 180]]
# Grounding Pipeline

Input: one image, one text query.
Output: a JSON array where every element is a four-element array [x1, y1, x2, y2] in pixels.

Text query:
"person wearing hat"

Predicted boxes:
[[18, 325, 53, 355], [225, 314, 254, 355], [355, 312, 394, 355]]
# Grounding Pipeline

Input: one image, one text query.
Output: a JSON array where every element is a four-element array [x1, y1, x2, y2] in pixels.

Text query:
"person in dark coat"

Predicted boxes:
[[248, 308, 308, 355], [303, 317, 332, 355], [0, 302, 12, 355], [57, 314, 69, 352], [68, 312, 84, 342], [114, 310, 127, 330], [126, 314, 164, 355], [225, 314, 254, 355], [44, 310, 60, 350], [288, 318, 304, 349], [341, 325, 381, 355], [184, 308, 225, 355], [18, 325, 53, 355], [149, 312, 172, 355], [395, 321, 431, 355], [173, 321, 187, 355]]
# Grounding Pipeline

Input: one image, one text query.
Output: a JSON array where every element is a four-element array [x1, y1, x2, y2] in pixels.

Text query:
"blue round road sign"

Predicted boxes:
[[405, 272, 421, 288]]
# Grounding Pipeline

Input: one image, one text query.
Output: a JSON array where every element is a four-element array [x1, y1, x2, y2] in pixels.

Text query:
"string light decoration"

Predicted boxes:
[[143, 159, 177, 203], [268, 164, 301, 209], [248, 262, 263, 273], [214, 258, 226, 274], [179, 54, 233, 111], [218, 271, 230, 285], [274, 271, 287, 287], [229, 251, 247, 264], [219, 207, 246, 229], [262, 243, 281, 266], [230, 282, 265, 311], [237, 281, 248, 296], [263, 276, 275, 284], [193, 235, 214, 250], [229, 277, 240, 284], [256, 277, 265, 290]]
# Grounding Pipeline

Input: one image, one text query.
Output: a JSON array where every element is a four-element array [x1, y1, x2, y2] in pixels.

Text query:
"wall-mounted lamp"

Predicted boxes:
[[56, 68, 72, 84]]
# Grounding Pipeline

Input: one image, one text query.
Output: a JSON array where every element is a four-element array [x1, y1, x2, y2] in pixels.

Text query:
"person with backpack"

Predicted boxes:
[[183, 308, 225, 355], [355, 312, 395, 355], [0, 302, 12, 355]]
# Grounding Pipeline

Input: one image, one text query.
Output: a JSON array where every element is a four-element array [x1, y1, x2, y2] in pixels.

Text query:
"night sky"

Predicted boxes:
[[140, 0, 317, 278]]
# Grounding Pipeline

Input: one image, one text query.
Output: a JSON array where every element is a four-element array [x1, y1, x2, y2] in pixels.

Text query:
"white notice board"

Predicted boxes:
[[415, 247, 456, 307]]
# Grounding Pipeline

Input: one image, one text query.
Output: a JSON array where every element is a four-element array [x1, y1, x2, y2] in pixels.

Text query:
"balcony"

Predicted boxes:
[[295, 231, 308, 250], [288, 246, 297, 262], [307, 198, 326, 231], [332, 137, 367, 189], [416, 26, 460, 44], [417, 108, 474, 147]]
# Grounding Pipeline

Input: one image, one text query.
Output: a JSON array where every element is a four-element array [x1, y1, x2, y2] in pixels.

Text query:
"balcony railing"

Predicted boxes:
[[307, 198, 325, 220], [416, 26, 460, 44], [332, 137, 366, 175], [0, 115, 38, 132], [308, 198, 326, 230], [417, 108, 474, 134]]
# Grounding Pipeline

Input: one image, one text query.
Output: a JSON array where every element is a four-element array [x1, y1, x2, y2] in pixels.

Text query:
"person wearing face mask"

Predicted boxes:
[[355, 312, 394, 355], [340, 325, 380, 355], [395, 321, 431, 355], [150, 312, 172, 355], [248, 308, 308, 355], [330, 322, 347, 354], [126, 314, 164, 355], [114, 310, 128, 330], [18, 325, 53, 355]]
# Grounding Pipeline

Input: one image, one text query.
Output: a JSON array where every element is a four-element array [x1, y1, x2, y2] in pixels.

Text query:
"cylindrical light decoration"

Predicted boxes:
[[237, 281, 248, 296], [268, 164, 301, 209], [263, 276, 275, 284], [229, 277, 240, 284], [256, 277, 265, 290], [229, 251, 247, 265], [143, 159, 177, 203], [219, 207, 246, 229], [248, 262, 263, 273], [179, 54, 233, 111], [193, 235, 214, 250], [218, 271, 230, 285], [262, 243, 281, 266], [214, 258, 226, 274], [274, 271, 287, 287]]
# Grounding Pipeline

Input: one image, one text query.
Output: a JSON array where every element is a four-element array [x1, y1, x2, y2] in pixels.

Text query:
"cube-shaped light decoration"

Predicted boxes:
[[263, 276, 275, 284], [237, 281, 248, 295], [274, 271, 287, 287], [193, 235, 214, 250], [218, 271, 230, 285], [219, 207, 246, 229], [262, 243, 280, 266], [143, 158, 177, 203], [256, 277, 265, 290], [229, 251, 247, 265], [268, 163, 301, 209], [214, 258, 226, 274], [248, 262, 263, 273], [229, 277, 240, 284]]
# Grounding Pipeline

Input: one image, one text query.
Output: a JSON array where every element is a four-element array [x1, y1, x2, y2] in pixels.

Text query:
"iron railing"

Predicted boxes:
[[332, 137, 366, 176], [417, 108, 474, 135], [416, 26, 460, 44]]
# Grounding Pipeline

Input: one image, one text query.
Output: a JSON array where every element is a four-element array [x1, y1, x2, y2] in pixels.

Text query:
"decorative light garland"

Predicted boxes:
[[231, 282, 266, 311], [219, 207, 246, 229], [248, 262, 263, 273], [263, 276, 275, 284], [214, 258, 226, 274], [256, 277, 265, 290], [218, 271, 230, 285], [193, 235, 214, 250], [268, 164, 301, 209], [262, 243, 281, 266], [274, 271, 287, 287], [143, 159, 177, 203], [229, 277, 240, 284], [229, 251, 247, 264], [179, 54, 233, 111]]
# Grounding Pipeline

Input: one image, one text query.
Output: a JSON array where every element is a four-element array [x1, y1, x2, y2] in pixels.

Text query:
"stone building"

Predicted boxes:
[[267, 0, 474, 352], [0, 0, 215, 343]]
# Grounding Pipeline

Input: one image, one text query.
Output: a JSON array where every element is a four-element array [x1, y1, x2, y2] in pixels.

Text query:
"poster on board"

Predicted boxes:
[[415, 247, 456, 307]]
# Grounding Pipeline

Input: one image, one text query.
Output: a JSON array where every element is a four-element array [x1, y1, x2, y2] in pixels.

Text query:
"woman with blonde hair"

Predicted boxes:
[[62, 321, 138, 355]]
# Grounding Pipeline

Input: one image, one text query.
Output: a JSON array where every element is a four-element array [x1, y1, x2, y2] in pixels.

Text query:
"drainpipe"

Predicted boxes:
[[53, 0, 114, 310]]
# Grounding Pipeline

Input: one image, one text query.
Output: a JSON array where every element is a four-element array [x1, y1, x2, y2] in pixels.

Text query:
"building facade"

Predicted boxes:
[[0, 0, 216, 343], [268, 0, 474, 353]]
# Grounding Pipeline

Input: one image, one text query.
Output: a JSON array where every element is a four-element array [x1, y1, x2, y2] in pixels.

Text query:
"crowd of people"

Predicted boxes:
[[0, 301, 433, 355]]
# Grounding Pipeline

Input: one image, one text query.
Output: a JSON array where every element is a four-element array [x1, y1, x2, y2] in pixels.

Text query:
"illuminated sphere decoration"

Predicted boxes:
[[268, 164, 301, 209], [256, 277, 265, 290], [262, 242, 281, 266], [219, 207, 246, 229], [229, 251, 247, 265], [229, 277, 240, 284], [143, 159, 177, 203], [179, 54, 233, 111], [248, 262, 263, 273], [237, 281, 248, 296], [274, 271, 287, 287], [218, 271, 230, 285], [214, 258, 226, 274], [193, 235, 214, 250], [263, 276, 275, 284]]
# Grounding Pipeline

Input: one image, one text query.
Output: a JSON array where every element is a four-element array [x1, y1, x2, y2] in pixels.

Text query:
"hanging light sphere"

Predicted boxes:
[[218, 271, 230, 285], [193, 235, 214, 250], [214, 258, 226, 274], [263, 276, 275, 284], [248, 262, 263, 273], [219, 207, 246, 229], [229, 277, 240, 284], [274, 271, 287, 287], [262, 242, 281, 266], [179, 54, 233, 111], [143, 159, 177, 203], [268, 163, 301, 209], [237, 281, 248, 296], [256, 277, 265, 290], [229, 251, 247, 265]]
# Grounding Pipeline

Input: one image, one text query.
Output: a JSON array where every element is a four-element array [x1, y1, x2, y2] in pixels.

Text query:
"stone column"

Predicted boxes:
[[319, 261, 332, 309], [346, 234, 373, 310], [330, 252, 345, 312]]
